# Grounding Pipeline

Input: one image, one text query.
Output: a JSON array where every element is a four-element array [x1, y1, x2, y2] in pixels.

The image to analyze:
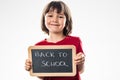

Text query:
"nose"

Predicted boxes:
[[52, 16, 58, 22]]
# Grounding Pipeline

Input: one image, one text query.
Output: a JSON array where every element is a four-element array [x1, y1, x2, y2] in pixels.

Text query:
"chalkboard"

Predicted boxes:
[[28, 45, 76, 77]]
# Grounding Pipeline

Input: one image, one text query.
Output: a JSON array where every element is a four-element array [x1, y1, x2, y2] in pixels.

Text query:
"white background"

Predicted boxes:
[[0, 0, 120, 80]]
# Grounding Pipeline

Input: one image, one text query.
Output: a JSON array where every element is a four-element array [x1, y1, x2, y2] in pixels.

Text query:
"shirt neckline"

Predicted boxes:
[[44, 36, 69, 44]]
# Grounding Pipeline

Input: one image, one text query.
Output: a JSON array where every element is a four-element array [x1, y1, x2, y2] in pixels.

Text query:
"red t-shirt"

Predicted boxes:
[[35, 36, 84, 80]]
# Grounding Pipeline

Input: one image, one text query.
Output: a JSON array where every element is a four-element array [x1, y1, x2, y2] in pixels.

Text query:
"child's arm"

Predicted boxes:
[[78, 63, 85, 74], [74, 52, 85, 74]]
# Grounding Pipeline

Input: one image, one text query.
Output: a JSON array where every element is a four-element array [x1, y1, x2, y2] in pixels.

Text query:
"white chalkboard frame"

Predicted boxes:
[[28, 45, 76, 77]]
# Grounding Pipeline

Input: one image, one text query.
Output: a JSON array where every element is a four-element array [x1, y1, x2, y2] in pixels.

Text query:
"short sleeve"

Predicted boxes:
[[77, 37, 84, 54]]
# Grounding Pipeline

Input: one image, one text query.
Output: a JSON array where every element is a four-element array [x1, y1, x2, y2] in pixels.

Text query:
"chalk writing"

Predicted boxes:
[[33, 49, 69, 67], [34, 51, 55, 57], [41, 60, 69, 67]]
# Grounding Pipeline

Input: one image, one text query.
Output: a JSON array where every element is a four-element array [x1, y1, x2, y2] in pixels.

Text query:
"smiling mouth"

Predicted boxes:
[[51, 24, 60, 26]]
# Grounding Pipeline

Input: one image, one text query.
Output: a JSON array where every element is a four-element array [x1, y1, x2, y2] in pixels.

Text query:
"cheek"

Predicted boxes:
[[44, 20, 47, 27], [62, 19, 66, 27], [45, 17, 49, 26]]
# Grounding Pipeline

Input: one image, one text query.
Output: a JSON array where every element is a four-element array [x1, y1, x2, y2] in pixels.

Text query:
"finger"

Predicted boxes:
[[25, 59, 32, 65], [75, 60, 84, 65], [75, 60, 82, 65], [26, 59, 31, 63], [76, 52, 82, 57], [74, 52, 85, 63], [25, 60, 31, 65], [81, 57, 85, 64], [75, 57, 85, 65], [25, 65, 31, 71], [82, 57, 85, 61], [74, 57, 81, 61], [25, 62, 31, 66], [75, 54, 82, 61], [76, 52, 85, 58]]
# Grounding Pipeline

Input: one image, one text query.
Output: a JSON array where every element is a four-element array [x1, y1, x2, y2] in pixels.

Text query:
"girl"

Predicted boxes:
[[25, 0, 85, 80]]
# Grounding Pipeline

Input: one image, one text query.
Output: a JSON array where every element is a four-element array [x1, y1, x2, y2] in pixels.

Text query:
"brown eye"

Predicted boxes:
[[58, 15, 64, 18], [59, 16, 64, 18], [47, 14, 53, 17]]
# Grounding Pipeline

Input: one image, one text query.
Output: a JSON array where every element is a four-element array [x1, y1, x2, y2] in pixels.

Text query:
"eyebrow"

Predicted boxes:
[[59, 13, 64, 15]]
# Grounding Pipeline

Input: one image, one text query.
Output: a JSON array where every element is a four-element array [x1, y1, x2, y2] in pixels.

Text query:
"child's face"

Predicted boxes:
[[45, 9, 66, 34]]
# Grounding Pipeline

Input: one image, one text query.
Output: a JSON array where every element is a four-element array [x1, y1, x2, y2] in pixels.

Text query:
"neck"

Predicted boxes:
[[47, 33, 66, 43]]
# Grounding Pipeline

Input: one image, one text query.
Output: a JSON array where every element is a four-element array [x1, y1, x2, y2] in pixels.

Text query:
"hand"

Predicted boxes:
[[74, 52, 85, 65], [25, 59, 32, 71]]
